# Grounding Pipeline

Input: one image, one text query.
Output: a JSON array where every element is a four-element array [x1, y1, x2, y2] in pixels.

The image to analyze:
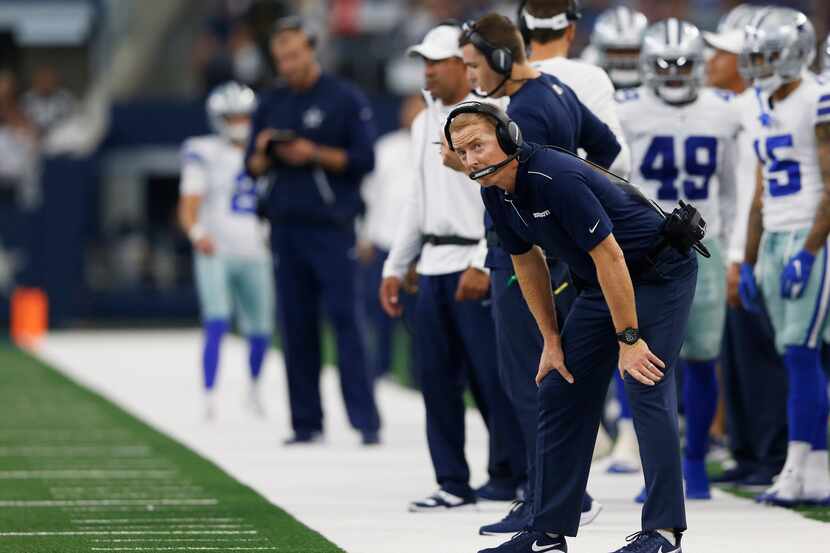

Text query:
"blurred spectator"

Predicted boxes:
[[0, 70, 39, 208], [22, 65, 77, 137], [357, 93, 424, 379]]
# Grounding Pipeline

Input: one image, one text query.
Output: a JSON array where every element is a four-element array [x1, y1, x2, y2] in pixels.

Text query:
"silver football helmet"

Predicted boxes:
[[207, 81, 257, 144], [640, 19, 705, 104], [740, 7, 815, 93], [590, 6, 648, 89]]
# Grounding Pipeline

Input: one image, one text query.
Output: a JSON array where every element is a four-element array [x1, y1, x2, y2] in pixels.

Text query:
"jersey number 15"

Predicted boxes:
[[753, 134, 802, 197], [640, 135, 718, 201]]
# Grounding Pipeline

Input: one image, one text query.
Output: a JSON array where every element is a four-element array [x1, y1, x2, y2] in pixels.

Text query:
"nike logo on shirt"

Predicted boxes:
[[531, 540, 564, 552], [589, 219, 600, 234]]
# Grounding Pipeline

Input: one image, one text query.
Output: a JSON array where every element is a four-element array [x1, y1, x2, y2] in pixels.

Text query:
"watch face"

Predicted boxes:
[[622, 328, 638, 344]]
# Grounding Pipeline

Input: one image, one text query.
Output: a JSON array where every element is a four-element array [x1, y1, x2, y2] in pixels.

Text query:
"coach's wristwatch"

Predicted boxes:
[[616, 327, 640, 345]]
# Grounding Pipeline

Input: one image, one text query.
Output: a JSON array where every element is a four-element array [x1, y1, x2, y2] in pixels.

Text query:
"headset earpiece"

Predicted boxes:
[[462, 21, 514, 77]]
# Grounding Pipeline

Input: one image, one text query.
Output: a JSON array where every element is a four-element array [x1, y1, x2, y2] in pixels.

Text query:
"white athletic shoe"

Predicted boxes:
[[245, 384, 266, 418], [803, 450, 830, 505], [757, 467, 804, 506], [607, 419, 641, 474], [593, 425, 613, 461], [204, 393, 217, 421], [579, 498, 603, 526]]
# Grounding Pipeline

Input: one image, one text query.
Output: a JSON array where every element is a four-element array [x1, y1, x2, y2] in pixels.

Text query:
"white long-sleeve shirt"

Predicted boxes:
[[531, 56, 632, 178], [360, 128, 416, 251], [727, 90, 758, 264], [382, 93, 490, 279]]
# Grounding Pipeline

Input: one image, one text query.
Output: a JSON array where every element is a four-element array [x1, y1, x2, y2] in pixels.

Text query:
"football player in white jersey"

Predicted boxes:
[[584, 4, 649, 474], [738, 7, 830, 506], [178, 82, 274, 419], [616, 19, 741, 501], [590, 6, 649, 91], [517, 0, 630, 178]]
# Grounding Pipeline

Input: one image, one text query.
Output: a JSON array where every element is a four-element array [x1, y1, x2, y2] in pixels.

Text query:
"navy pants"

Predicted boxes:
[[416, 272, 523, 497], [720, 303, 787, 479], [532, 253, 697, 536], [357, 245, 394, 379], [272, 225, 380, 435]]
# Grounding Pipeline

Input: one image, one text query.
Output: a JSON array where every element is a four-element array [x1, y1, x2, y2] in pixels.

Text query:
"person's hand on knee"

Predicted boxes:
[[536, 335, 573, 385], [618, 340, 665, 386]]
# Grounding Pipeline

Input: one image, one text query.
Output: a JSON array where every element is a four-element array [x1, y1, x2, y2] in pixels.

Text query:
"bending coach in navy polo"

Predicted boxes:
[[246, 16, 381, 445], [447, 103, 697, 553]]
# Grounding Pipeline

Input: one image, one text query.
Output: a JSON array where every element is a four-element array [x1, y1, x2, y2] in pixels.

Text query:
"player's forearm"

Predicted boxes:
[[743, 167, 764, 265], [512, 247, 559, 340], [591, 235, 638, 333], [247, 152, 271, 177], [315, 145, 348, 173], [177, 197, 200, 233]]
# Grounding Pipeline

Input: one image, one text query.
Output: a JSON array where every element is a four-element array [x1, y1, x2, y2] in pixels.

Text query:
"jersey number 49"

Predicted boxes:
[[640, 135, 718, 201]]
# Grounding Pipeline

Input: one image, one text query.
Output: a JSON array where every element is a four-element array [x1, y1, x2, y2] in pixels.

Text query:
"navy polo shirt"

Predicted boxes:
[[245, 73, 376, 228], [482, 144, 662, 287], [485, 72, 621, 269]]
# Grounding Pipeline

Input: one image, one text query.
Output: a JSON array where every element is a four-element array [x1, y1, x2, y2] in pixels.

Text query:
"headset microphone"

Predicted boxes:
[[468, 153, 519, 180]]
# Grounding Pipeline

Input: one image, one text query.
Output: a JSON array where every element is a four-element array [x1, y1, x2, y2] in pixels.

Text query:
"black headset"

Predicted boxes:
[[461, 19, 515, 76], [444, 102, 524, 180], [272, 15, 317, 48]]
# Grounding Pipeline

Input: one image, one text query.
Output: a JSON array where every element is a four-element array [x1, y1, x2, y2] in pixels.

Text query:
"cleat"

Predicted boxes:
[[610, 530, 681, 553], [476, 479, 519, 502], [608, 419, 641, 474], [683, 458, 711, 500], [803, 450, 830, 505], [478, 530, 567, 553], [408, 489, 476, 512], [756, 468, 803, 506], [580, 494, 603, 526], [361, 430, 381, 446], [282, 431, 324, 446], [479, 500, 529, 535]]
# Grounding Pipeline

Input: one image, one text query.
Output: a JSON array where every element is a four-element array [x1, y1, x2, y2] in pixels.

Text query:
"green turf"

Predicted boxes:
[[707, 459, 830, 523], [0, 344, 345, 552]]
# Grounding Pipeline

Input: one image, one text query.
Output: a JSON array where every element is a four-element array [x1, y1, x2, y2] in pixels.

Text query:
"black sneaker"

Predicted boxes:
[[478, 530, 567, 553], [479, 501, 529, 535], [610, 530, 681, 553], [283, 431, 323, 445], [408, 489, 476, 512]]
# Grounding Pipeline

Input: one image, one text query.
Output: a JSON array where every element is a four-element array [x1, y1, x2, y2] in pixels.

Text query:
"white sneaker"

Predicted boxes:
[[608, 419, 641, 474], [803, 450, 830, 505], [204, 393, 216, 421], [245, 384, 266, 418], [579, 498, 603, 526], [757, 467, 804, 506], [593, 425, 613, 461]]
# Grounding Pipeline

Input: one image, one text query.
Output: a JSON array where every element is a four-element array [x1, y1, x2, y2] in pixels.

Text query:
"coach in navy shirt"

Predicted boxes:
[[246, 16, 380, 445], [447, 104, 696, 553]]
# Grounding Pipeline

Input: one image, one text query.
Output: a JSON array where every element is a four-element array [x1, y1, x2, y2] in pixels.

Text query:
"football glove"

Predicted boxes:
[[738, 262, 762, 313], [780, 249, 815, 300]]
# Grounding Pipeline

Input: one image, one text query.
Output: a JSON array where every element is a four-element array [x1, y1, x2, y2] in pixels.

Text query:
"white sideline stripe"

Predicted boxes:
[[90, 545, 277, 551], [81, 525, 248, 530], [0, 446, 151, 457], [0, 530, 257, 537], [92, 538, 264, 543], [75, 518, 242, 524], [0, 499, 217, 507], [0, 470, 176, 479]]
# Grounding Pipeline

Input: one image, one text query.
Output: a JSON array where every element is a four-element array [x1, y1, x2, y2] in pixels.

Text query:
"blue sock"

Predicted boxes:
[[248, 334, 269, 381], [682, 359, 718, 461], [203, 319, 229, 391], [614, 371, 632, 419], [814, 367, 829, 450], [784, 345, 823, 444]]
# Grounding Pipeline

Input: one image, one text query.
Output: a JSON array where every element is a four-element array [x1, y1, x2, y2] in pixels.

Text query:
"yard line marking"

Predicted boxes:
[[0, 530, 257, 537], [75, 518, 243, 524], [0, 470, 177, 479], [0, 498, 218, 507], [90, 548, 276, 551], [0, 445, 151, 457], [91, 538, 264, 543]]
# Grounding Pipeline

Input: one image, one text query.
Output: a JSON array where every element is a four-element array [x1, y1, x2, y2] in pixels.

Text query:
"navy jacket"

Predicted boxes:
[[245, 73, 376, 228], [486, 72, 621, 269], [483, 144, 662, 288]]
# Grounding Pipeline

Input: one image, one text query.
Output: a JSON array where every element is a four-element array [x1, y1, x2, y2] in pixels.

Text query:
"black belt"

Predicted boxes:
[[423, 234, 481, 247]]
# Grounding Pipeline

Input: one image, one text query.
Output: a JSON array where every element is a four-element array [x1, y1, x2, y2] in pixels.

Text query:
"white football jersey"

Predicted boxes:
[[531, 56, 631, 178], [616, 86, 742, 239], [742, 78, 830, 232], [180, 135, 269, 259]]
